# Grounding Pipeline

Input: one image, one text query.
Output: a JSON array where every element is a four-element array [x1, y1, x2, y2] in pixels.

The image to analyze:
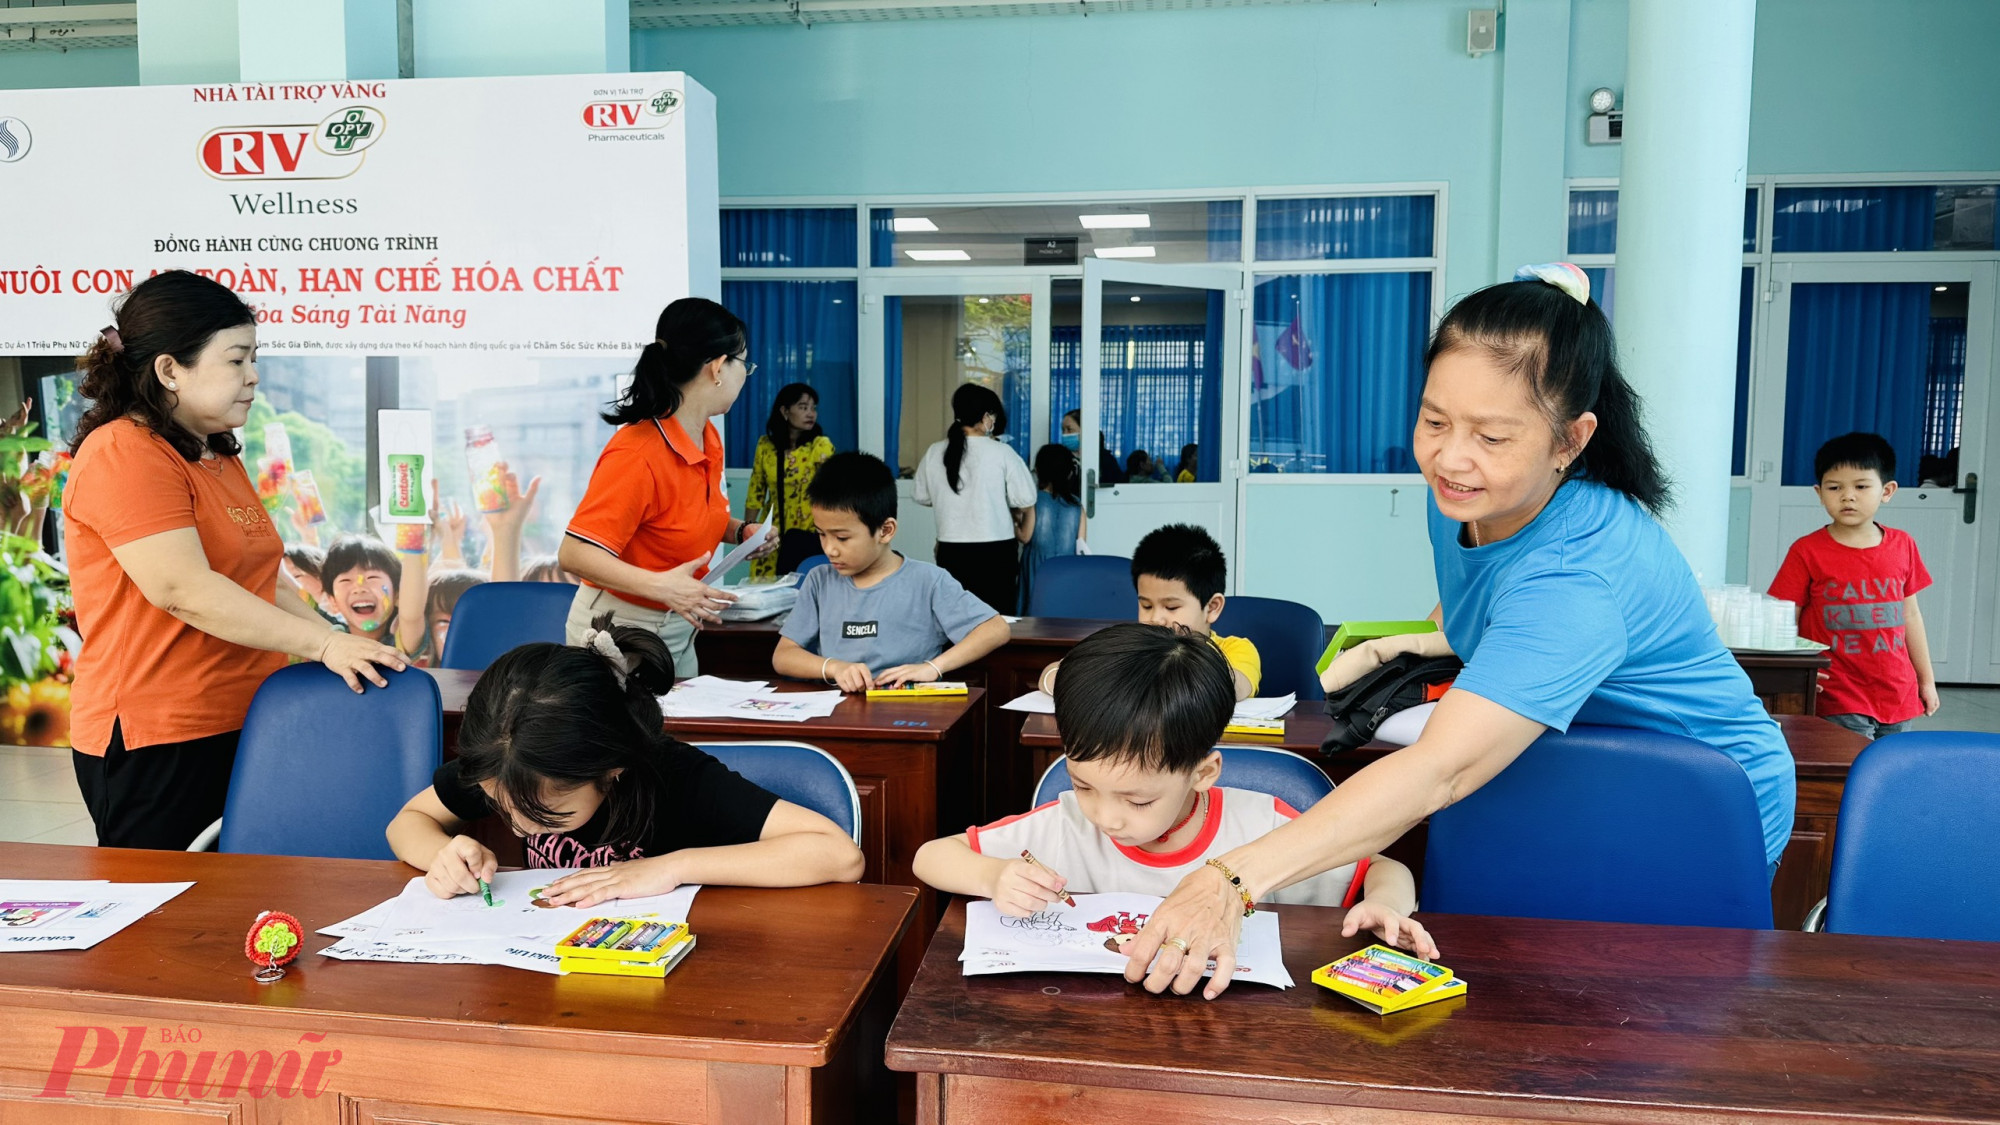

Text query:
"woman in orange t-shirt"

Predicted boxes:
[[63, 271, 406, 850], [559, 298, 776, 677]]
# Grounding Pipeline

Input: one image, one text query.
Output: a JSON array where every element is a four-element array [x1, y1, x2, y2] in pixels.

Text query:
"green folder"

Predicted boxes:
[[1316, 620, 1439, 675]]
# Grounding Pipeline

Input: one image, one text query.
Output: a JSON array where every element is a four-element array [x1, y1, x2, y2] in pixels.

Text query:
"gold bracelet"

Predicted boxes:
[[1205, 858, 1255, 917]]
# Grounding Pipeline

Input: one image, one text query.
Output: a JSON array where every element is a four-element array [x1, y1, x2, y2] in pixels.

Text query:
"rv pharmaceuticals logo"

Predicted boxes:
[[198, 105, 385, 180], [581, 89, 681, 130], [0, 116, 31, 163]]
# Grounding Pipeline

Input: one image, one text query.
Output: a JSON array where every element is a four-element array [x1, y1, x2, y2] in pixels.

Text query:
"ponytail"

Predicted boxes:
[[943, 382, 1006, 494], [603, 298, 747, 426], [1426, 278, 1671, 515]]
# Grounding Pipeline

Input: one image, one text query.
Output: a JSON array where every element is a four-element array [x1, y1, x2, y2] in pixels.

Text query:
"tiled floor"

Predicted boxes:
[[3, 687, 1999, 846]]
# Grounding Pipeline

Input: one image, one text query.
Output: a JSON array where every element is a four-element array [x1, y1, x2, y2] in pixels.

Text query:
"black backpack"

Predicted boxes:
[[1319, 652, 1464, 753]]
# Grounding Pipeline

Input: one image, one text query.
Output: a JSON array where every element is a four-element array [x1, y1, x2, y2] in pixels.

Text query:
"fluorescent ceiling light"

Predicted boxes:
[[1080, 213, 1151, 229], [1935, 285, 1949, 292], [906, 249, 971, 261], [1094, 246, 1157, 259], [1130, 296, 1142, 302], [892, 217, 939, 232]]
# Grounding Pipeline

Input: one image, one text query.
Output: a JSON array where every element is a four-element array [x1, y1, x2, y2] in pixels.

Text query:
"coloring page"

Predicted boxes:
[[962, 892, 1294, 988]]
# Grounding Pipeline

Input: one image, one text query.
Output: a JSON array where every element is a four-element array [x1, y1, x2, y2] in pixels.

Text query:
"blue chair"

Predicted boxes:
[[695, 741, 862, 844], [1422, 725, 1773, 928], [796, 554, 830, 577], [1809, 732, 2000, 941], [438, 582, 578, 670], [217, 665, 442, 861], [1034, 746, 1334, 813], [1215, 595, 1328, 701], [1026, 555, 1135, 619]]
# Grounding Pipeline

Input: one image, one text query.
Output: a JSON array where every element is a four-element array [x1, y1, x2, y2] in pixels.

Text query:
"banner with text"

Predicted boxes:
[[0, 72, 718, 355]]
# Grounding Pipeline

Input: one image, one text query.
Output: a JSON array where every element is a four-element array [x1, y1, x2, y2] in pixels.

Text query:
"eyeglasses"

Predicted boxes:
[[733, 354, 759, 379]]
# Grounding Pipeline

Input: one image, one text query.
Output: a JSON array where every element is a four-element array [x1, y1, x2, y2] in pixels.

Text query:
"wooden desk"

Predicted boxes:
[[694, 619, 785, 681], [0, 843, 914, 1125], [1733, 647, 1831, 715], [888, 900, 2000, 1125], [1023, 710, 1872, 932]]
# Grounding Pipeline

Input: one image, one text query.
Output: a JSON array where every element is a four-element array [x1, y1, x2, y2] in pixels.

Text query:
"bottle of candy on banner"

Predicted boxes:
[[386, 453, 426, 518], [291, 469, 328, 526], [264, 423, 295, 476], [464, 426, 509, 514]]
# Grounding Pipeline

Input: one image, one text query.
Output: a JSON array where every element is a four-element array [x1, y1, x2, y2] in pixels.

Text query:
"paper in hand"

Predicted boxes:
[[704, 518, 776, 581]]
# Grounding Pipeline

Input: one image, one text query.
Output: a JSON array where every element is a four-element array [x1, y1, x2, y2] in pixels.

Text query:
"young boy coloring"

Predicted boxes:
[[918, 622, 1435, 957], [772, 451, 1012, 691], [1039, 523, 1261, 700], [1769, 432, 1939, 739]]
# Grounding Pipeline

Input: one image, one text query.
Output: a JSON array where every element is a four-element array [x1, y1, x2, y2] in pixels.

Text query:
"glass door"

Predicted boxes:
[[1749, 260, 1996, 683], [1078, 258, 1244, 565], [859, 273, 1052, 562]]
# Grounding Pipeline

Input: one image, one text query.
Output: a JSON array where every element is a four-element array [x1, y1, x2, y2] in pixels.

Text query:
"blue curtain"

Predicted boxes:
[[1248, 272, 1429, 473], [1567, 189, 1759, 255], [1926, 317, 1968, 459], [1733, 267, 1755, 475], [1781, 283, 1931, 486], [883, 296, 903, 473], [1048, 324, 1217, 476], [1256, 196, 1434, 261], [1198, 291, 1224, 482], [720, 209, 857, 269], [720, 281, 859, 469], [869, 209, 898, 267], [1208, 200, 1244, 262], [1773, 187, 1934, 253], [999, 327, 1034, 461]]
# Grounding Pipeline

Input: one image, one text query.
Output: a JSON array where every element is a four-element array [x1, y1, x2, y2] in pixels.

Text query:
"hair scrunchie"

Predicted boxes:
[[99, 326, 124, 354], [580, 626, 632, 690], [1514, 262, 1591, 306]]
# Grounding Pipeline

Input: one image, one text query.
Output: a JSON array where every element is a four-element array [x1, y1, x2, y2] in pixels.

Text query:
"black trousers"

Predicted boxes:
[[72, 721, 240, 850], [935, 539, 1020, 617]]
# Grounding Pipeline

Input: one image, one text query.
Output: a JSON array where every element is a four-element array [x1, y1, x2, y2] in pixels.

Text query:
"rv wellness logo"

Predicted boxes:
[[582, 88, 679, 141], [198, 105, 386, 180]]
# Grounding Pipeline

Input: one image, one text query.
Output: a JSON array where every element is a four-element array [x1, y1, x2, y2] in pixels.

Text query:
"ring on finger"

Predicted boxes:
[[1164, 936, 1190, 952]]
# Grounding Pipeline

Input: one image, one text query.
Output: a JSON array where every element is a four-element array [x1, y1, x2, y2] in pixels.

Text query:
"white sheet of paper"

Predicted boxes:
[[369, 870, 698, 945], [1231, 693, 1297, 722], [1374, 701, 1435, 747], [663, 679, 843, 722], [0, 881, 194, 952], [1000, 690, 1056, 715], [703, 518, 776, 581], [958, 892, 1293, 988]]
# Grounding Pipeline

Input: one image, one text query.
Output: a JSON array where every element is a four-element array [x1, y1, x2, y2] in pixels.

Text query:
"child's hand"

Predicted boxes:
[[426, 835, 497, 899], [873, 663, 938, 689], [541, 857, 682, 909], [828, 660, 874, 693], [1342, 900, 1439, 960], [1921, 682, 1941, 716], [485, 465, 541, 535], [988, 859, 1068, 917]]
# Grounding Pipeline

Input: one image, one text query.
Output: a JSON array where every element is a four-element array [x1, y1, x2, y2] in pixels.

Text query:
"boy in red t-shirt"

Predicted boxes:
[[1769, 433, 1939, 739]]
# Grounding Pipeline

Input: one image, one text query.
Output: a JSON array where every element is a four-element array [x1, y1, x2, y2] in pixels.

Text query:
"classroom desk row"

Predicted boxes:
[[5, 841, 1996, 1125]]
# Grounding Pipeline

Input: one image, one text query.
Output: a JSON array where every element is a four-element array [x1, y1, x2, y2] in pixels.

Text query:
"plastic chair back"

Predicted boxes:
[[796, 554, 830, 577], [1214, 595, 1328, 701], [694, 741, 862, 844], [220, 665, 442, 860], [1824, 731, 2000, 941], [1026, 555, 1135, 619], [439, 582, 577, 670], [1034, 746, 1334, 813], [1423, 724, 1774, 928]]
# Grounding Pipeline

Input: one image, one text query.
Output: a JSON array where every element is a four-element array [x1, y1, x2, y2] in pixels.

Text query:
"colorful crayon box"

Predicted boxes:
[[1311, 944, 1466, 1015], [554, 918, 691, 964]]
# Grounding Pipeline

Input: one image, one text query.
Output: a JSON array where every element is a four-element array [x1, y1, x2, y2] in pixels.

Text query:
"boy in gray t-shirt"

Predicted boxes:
[[773, 452, 1011, 693]]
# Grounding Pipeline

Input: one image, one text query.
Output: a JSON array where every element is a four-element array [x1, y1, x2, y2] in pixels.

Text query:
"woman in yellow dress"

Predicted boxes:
[[747, 383, 836, 579]]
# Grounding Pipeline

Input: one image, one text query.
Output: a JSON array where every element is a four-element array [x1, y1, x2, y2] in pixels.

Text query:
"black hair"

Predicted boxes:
[[71, 270, 255, 461], [454, 614, 678, 843], [1176, 443, 1198, 479], [1815, 432, 1897, 484], [284, 543, 326, 581], [523, 555, 573, 583], [1126, 449, 1151, 477], [603, 297, 747, 426], [322, 535, 402, 593], [425, 568, 487, 624], [1426, 278, 1671, 515], [764, 382, 823, 453], [1054, 623, 1233, 773], [1131, 523, 1227, 605], [1033, 442, 1080, 505], [807, 450, 898, 532], [943, 383, 1007, 493]]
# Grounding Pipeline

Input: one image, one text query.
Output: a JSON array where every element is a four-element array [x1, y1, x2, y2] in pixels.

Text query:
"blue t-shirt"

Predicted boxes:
[[1429, 479, 1795, 864], [781, 554, 997, 671]]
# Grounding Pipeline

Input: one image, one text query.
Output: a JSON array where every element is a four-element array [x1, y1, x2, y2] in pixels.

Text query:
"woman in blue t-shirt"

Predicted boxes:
[[1123, 264, 1795, 999]]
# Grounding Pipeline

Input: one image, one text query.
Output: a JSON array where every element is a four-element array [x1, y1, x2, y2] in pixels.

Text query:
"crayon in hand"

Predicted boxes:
[[1020, 849, 1077, 907]]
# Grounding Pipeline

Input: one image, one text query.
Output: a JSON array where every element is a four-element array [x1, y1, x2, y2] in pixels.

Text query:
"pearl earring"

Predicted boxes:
[[167, 382, 178, 390]]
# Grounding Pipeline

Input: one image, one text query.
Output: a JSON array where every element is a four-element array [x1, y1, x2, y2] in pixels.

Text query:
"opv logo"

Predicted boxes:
[[0, 117, 31, 164], [198, 106, 383, 180], [580, 89, 680, 130]]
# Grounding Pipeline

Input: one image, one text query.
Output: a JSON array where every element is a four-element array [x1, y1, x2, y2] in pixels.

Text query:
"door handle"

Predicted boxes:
[[1953, 472, 1978, 524], [1085, 468, 1097, 519]]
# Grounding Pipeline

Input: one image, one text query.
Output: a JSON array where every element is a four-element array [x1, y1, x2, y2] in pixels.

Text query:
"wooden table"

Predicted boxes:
[[1022, 710, 1870, 932], [888, 900, 2000, 1125], [0, 843, 915, 1124], [1733, 647, 1831, 715]]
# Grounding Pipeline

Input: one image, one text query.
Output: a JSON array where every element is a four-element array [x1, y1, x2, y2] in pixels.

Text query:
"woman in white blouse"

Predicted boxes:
[[913, 383, 1037, 614]]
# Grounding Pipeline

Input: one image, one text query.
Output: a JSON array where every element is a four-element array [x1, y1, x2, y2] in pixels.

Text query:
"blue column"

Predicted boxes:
[[238, 0, 397, 82], [137, 0, 240, 85], [1493, 0, 1572, 282], [414, 0, 630, 77], [1614, 0, 1756, 584]]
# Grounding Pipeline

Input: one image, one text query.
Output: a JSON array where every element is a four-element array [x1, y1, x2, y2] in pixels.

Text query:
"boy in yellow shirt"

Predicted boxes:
[[1039, 523, 1260, 700]]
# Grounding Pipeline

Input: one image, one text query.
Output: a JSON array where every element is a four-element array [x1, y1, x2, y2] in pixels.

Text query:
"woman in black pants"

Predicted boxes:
[[912, 384, 1037, 614]]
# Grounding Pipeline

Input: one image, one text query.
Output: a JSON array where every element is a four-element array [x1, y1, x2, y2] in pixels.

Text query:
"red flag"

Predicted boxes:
[[1276, 308, 1314, 370]]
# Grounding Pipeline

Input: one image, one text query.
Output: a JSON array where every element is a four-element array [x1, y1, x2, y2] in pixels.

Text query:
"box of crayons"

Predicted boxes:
[[865, 680, 969, 700], [1223, 716, 1286, 738], [1311, 944, 1467, 1015], [554, 918, 696, 978]]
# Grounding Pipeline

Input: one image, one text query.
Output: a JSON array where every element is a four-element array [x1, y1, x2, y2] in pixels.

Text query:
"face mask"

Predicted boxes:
[[1060, 433, 1080, 452]]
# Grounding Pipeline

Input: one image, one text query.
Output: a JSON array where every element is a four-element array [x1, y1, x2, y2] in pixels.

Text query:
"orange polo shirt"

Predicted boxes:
[[64, 420, 287, 753], [566, 416, 730, 611]]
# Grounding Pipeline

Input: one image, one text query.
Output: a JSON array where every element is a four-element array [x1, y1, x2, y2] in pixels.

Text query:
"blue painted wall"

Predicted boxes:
[[0, 47, 139, 89]]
